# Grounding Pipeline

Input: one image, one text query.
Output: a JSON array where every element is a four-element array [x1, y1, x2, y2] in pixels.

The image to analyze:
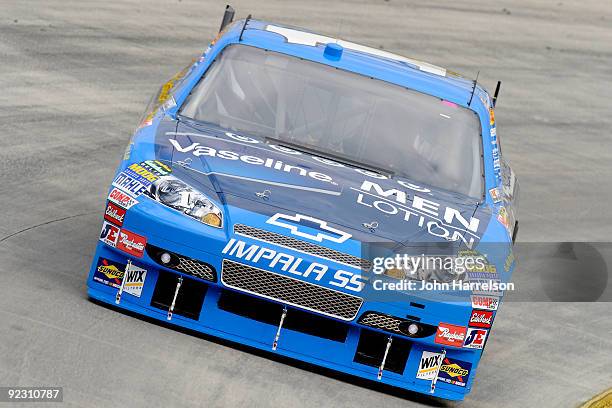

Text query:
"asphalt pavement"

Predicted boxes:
[[1, 0, 611, 407]]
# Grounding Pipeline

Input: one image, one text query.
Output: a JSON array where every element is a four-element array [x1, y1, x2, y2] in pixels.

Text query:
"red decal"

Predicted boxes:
[[116, 229, 146, 258], [471, 295, 500, 311], [435, 323, 467, 347], [469, 309, 494, 328], [99, 221, 120, 247], [463, 328, 488, 349], [108, 187, 138, 209], [104, 201, 126, 226]]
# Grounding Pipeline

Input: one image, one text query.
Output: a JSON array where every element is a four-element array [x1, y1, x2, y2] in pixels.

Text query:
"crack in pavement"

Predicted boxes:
[[0, 211, 98, 244]]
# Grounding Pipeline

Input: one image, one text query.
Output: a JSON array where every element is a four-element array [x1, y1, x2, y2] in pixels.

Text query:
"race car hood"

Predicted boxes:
[[161, 121, 491, 247]]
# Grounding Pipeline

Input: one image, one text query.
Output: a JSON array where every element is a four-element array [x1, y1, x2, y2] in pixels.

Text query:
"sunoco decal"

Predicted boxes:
[[438, 357, 472, 387], [93, 258, 126, 289]]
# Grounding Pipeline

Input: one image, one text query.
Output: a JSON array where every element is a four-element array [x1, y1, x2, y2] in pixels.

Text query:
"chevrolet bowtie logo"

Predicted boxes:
[[266, 213, 352, 243]]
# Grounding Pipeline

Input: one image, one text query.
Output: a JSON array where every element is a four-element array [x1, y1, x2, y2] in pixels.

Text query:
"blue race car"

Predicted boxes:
[[88, 6, 519, 401]]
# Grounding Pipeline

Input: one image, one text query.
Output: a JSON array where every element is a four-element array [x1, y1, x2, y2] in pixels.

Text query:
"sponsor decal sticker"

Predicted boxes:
[[469, 309, 494, 328], [108, 187, 138, 209], [111, 172, 148, 198], [460, 249, 498, 279], [498, 206, 511, 229], [266, 213, 352, 243], [123, 264, 147, 297], [169, 137, 338, 187], [93, 258, 125, 289], [417, 351, 444, 380], [123, 166, 157, 187], [463, 328, 488, 349], [438, 357, 472, 387], [471, 295, 500, 311], [468, 277, 503, 296], [116, 229, 146, 258], [128, 162, 159, 182], [99, 221, 120, 247], [104, 201, 126, 226], [221, 238, 365, 293], [491, 123, 501, 183], [142, 160, 172, 176], [435, 323, 467, 347], [489, 187, 501, 203], [353, 180, 482, 248], [467, 270, 499, 281]]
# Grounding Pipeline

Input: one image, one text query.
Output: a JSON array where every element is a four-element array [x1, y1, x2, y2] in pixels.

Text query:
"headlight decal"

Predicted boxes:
[[110, 160, 223, 228], [149, 175, 223, 228]]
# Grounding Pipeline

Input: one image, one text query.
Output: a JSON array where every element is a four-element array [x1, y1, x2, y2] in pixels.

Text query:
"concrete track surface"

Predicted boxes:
[[1, 0, 611, 407]]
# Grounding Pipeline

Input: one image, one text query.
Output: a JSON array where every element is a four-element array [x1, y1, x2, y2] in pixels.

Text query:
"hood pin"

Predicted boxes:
[[256, 189, 271, 200], [176, 157, 192, 167], [363, 221, 379, 232]]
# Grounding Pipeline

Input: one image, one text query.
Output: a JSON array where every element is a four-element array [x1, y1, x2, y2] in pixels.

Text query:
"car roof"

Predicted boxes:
[[216, 19, 490, 109]]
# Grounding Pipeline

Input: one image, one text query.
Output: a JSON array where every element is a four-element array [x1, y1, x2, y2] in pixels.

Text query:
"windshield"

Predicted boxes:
[[180, 45, 483, 198]]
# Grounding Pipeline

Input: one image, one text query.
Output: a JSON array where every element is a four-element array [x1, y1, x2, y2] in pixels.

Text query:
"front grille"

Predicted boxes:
[[234, 224, 370, 271], [174, 257, 215, 281], [358, 312, 437, 338], [146, 245, 216, 282], [221, 259, 363, 321], [359, 312, 405, 334]]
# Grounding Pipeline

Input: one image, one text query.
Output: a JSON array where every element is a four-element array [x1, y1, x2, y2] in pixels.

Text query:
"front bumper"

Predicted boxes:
[[87, 216, 482, 401]]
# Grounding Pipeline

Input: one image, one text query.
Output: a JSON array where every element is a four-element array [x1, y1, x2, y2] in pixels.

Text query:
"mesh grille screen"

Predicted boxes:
[[234, 224, 370, 271], [221, 259, 362, 321]]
